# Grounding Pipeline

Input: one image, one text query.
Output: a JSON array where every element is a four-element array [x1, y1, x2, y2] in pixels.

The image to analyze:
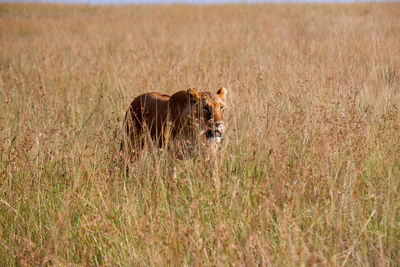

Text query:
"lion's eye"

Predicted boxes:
[[203, 106, 211, 114], [220, 106, 225, 111]]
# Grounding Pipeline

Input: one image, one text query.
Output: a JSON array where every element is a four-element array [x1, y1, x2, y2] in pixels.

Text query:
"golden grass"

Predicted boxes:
[[1, 2, 400, 265]]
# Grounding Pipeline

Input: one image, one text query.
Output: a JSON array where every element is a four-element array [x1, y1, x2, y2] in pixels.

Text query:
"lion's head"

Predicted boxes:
[[186, 87, 227, 143]]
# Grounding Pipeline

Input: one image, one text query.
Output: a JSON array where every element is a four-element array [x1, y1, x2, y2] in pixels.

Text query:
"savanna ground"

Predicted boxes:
[[1, 2, 400, 265]]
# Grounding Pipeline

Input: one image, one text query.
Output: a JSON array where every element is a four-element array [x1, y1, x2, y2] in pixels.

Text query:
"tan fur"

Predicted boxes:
[[122, 87, 227, 153]]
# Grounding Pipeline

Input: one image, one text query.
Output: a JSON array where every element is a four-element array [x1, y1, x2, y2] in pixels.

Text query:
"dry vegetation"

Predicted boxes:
[[1, 2, 400, 265]]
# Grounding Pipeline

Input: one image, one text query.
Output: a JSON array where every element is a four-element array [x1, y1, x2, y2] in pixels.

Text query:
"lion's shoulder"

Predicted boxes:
[[169, 90, 190, 105], [141, 92, 171, 101]]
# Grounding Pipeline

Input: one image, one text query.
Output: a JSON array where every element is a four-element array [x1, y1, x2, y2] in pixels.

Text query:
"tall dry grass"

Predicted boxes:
[[1, 2, 400, 265]]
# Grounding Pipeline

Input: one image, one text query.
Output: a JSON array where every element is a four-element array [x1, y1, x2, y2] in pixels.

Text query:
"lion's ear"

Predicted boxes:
[[217, 87, 227, 100], [187, 88, 200, 103]]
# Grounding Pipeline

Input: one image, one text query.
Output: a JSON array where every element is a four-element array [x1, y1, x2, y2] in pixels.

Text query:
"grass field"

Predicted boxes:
[[1, 2, 400, 265]]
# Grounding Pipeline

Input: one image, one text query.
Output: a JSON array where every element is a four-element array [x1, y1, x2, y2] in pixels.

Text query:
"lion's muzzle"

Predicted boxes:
[[205, 122, 223, 143]]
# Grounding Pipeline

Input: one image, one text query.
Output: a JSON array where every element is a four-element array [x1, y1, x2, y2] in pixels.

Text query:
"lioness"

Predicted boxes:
[[121, 87, 227, 154]]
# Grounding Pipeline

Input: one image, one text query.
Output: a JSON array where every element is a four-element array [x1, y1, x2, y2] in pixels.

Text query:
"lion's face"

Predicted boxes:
[[189, 87, 227, 143]]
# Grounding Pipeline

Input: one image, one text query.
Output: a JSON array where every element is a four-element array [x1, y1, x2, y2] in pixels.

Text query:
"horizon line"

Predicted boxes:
[[1, 0, 396, 5]]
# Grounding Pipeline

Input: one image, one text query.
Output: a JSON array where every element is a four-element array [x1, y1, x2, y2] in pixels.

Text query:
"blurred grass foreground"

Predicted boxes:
[[1, 2, 400, 265]]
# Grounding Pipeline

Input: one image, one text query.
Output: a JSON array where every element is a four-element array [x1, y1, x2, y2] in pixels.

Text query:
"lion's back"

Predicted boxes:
[[123, 92, 172, 142]]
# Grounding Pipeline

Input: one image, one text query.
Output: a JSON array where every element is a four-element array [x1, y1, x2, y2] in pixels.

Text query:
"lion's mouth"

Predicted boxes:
[[205, 129, 222, 142]]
